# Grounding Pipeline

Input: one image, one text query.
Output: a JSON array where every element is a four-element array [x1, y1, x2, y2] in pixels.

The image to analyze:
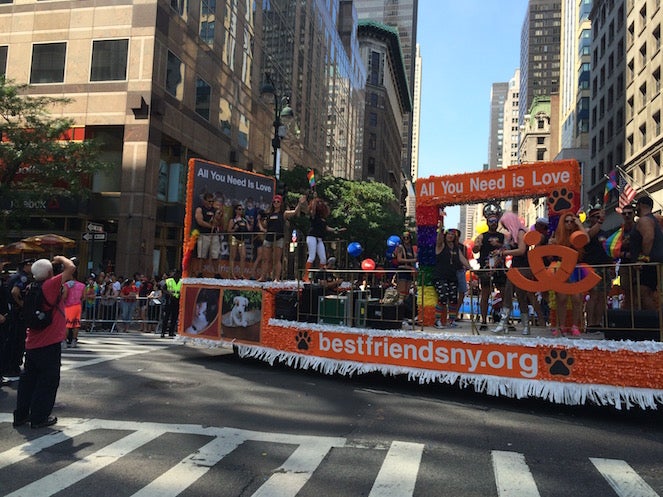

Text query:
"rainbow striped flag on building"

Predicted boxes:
[[307, 169, 316, 188]]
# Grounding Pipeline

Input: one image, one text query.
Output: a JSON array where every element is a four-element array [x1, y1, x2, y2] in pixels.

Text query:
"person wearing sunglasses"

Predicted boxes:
[[583, 205, 613, 329], [261, 194, 306, 281], [227, 204, 250, 279], [549, 210, 588, 337]]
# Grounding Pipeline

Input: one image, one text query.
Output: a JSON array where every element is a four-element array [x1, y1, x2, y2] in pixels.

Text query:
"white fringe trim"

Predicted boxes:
[[177, 335, 663, 410]]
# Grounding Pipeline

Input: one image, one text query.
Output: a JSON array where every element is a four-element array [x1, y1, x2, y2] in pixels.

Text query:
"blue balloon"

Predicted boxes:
[[387, 235, 401, 247], [347, 241, 363, 257]]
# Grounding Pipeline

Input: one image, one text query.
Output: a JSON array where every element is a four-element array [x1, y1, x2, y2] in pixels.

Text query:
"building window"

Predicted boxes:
[[90, 39, 128, 81], [537, 136, 545, 144], [219, 96, 232, 137], [199, 0, 215, 46], [368, 112, 377, 127], [171, 0, 188, 19], [654, 111, 661, 136], [30, 42, 66, 84], [166, 51, 183, 99], [536, 149, 545, 161], [0, 45, 7, 77], [195, 78, 211, 120]]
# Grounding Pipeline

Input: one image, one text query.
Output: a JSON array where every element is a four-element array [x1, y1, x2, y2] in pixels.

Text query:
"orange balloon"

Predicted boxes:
[[569, 230, 589, 248]]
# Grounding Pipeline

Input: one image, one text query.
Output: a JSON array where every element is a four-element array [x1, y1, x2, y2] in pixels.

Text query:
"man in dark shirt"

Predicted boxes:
[[583, 206, 613, 328], [472, 216, 505, 331], [3, 259, 34, 380]]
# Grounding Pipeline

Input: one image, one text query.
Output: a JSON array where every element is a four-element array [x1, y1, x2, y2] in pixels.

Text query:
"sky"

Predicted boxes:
[[416, 1, 530, 228]]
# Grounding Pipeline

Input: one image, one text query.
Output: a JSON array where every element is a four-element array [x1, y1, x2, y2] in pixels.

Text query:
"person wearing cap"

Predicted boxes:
[[583, 205, 613, 329], [3, 259, 34, 380], [261, 194, 306, 281], [631, 195, 663, 309], [13, 255, 76, 429], [472, 215, 506, 331]]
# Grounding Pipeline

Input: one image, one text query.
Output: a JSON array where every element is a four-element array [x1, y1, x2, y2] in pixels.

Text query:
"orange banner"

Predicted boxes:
[[416, 160, 580, 207]]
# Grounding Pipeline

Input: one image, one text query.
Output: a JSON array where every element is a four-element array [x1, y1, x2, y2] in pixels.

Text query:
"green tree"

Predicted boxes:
[[0, 77, 111, 231], [280, 167, 404, 264]]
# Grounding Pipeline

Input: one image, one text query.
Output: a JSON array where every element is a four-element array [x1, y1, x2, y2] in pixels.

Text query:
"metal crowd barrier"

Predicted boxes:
[[81, 296, 166, 334]]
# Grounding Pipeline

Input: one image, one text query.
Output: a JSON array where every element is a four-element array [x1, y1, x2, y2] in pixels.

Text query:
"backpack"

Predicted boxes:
[[23, 281, 57, 331]]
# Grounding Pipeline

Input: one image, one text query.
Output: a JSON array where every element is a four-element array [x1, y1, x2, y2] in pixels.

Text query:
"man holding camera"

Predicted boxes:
[[13, 255, 75, 429]]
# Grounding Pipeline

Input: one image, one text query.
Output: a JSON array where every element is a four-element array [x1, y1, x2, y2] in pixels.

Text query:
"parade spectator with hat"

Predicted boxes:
[[472, 209, 505, 331]]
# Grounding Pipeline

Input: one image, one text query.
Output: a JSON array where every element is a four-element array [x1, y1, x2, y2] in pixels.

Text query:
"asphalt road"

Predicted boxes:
[[1, 332, 662, 496]]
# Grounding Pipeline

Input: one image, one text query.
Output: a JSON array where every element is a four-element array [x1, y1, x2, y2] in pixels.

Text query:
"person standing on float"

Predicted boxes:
[[303, 196, 346, 282], [261, 194, 306, 281], [472, 215, 506, 331]]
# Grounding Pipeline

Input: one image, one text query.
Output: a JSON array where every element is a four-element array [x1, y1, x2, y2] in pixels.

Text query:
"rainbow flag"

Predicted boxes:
[[603, 228, 622, 259], [603, 169, 618, 204], [307, 169, 316, 188]]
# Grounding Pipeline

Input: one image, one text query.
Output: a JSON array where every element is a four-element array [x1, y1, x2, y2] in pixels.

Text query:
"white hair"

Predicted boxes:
[[31, 259, 53, 281]]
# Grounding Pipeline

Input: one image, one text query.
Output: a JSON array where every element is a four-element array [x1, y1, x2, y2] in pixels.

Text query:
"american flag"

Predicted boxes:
[[618, 172, 637, 210]]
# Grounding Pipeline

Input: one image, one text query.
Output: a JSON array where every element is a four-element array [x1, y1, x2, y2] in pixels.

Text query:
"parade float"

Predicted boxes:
[[178, 158, 663, 410]]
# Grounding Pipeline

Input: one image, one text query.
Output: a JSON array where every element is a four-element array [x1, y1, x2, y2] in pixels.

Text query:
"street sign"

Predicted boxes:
[[87, 222, 104, 233], [82, 232, 107, 242]]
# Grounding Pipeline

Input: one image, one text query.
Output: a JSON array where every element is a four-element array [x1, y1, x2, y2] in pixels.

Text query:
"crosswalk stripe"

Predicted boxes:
[[590, 457, 660, 497], [251, 438, 340, 497], [368, 441, 424, 497], [4, 426, 168, 497], [130, 430, 247, 497], [0, 418, 96, 470], [492, 450, 541, 497]]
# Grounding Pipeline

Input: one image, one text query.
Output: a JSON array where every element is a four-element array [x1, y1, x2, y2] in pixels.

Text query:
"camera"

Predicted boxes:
[[52, 256, 78, 275]]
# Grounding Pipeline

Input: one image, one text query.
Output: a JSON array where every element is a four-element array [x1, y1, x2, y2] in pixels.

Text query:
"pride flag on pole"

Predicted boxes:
[[603, 169, 618, 204], [307, 169, 316, 188]]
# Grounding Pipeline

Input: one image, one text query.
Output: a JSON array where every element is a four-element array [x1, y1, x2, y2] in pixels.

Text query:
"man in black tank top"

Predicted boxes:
[[632, 195, 663, 309]]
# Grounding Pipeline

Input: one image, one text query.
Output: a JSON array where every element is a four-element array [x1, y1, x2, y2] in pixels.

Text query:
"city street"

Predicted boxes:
[[1, 331, 662, 496]]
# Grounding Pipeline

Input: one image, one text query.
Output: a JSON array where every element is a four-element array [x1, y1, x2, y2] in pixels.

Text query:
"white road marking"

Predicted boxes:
[[590, 457, 660, 497], [368, 441, 424, 497], [251, 438, 340, 497], [130, 430, 247, 497], [492, 450, 541, 497], [4, 426, 168, 497]]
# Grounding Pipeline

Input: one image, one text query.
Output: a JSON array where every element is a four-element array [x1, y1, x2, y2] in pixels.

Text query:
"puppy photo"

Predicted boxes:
[[230, 295, 249, 327]]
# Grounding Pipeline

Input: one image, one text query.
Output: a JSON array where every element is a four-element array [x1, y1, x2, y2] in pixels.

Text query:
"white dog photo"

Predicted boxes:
[[230, 296, 249, 327]]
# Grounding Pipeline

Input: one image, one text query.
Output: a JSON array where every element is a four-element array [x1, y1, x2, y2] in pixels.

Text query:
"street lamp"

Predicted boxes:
[[260, 73, 293, 180]]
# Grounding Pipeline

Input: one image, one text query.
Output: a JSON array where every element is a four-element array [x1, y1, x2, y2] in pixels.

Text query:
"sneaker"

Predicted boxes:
[[66, 341, 72, 348], [72, 339, 78, 348], [479, 324, 488, 331], [447, 321, 459, 328], [434, 319, 444, 329], [570, 325, 581, 337]]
